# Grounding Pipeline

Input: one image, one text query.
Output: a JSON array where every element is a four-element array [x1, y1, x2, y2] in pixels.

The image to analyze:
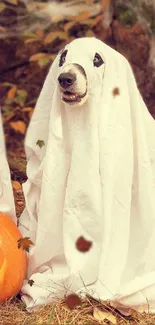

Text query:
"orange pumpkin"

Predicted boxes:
[[0, 212, 27, 302]]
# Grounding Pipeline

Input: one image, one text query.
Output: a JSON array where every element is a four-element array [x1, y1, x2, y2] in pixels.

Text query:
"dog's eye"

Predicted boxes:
[[59, 50, 68, 67], [93, 53, 104, 67]]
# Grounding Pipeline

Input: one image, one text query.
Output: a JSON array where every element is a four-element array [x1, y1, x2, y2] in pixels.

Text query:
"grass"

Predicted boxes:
[[1, 296, 155, 325]]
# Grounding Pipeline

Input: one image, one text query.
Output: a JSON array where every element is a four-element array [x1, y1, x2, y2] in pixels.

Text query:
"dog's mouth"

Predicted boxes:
[[62, 90, 87, 103]]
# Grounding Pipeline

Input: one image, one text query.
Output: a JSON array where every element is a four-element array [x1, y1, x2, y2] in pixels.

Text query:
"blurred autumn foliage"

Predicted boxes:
[[0, 0, 112, 166]]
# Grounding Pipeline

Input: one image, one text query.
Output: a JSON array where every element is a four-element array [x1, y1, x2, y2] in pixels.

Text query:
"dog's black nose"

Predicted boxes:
[[58, 72, 76, 88]]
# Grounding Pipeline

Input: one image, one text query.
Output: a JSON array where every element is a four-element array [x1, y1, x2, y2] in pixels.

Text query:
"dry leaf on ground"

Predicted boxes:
[[93, 13, 104, 26], [12, 181, 21, 192], [38, 56, 50, 67], [22, 107, 33, 112], [35, 28, 44, 39], [71, 11, 91, 22], [0, 26, 6, 32], [7, 87, 17, 99], [10, 121, 26, 134], [85, 30, 96, 37], [29, 53, 48, 62], [64, 21, 76, 32], [0, 3, 6, 12], [93, 307, 117, 324], [44, 31, 67, 45], [17, 201, 23, 206]]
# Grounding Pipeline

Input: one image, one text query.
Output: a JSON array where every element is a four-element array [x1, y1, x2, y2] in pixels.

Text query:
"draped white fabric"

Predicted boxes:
[[0, 108, 16, 222], [19, 38, 155, 313]]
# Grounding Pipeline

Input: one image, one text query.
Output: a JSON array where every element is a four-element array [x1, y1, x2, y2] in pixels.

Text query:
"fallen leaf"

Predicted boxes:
[[23, 107, 34, 118], [93, 13, 104, 26], [22, 107, 33, 112], [44, 31, 67, 45], [12, 181, 21, 191], [6, 0, 18, 5], [0, 26, 6, 33], [113, 87, 120, 96], [24, 38, 39, 44], [110, 302, 138, 316], [7, 86, 17, 99], [23, 32, 38, 38], [38, 56, 50, 68], [29, 110, 33, 118], [93, 307, 117, 324], [36, 140, 45, 148], [15, 89, 27, 106], [29, 52, 48, 62], [0, 3, 6, 13], [17, 201, 23, 206], [51, 15, 64, 23], [10, 121, 26, 134], [64, 21, 76, 32], [130, 309, 140, 317], [65, 294, 82, 310], [86, 0, 94, 4], [49, 54, 56, 61], [28, 279, 35, 287], [79, 19, 95, 27], [1, 82, 14, 87], [2, 106, 12, 120], [17, 89, 27, 98], [5, 98, 14, 105], [71, 11, 91, 22], [17, 237, 34, 252], [3, 112, 15, 123], [76, 236, 92, 252], [35, 28, 44, 39], [118, 307, 133, 316], [85, 30, 95, 37]]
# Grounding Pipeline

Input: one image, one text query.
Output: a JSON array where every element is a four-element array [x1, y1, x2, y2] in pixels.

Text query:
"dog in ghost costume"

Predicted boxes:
[[0, 110, 15, 221], [19, 37, 155, 314]]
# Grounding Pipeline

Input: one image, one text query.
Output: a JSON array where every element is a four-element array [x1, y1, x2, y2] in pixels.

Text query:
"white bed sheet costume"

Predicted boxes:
[[0, 109, 15, 222], [19, 37, 155, 313]]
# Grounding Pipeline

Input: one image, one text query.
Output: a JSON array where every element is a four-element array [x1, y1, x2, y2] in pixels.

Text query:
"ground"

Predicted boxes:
[[1, 295, 155, 325], [0, 0, 155, 323]]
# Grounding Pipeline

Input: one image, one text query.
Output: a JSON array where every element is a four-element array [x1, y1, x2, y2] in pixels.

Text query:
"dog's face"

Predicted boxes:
[[57, 47, 104, 106]]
